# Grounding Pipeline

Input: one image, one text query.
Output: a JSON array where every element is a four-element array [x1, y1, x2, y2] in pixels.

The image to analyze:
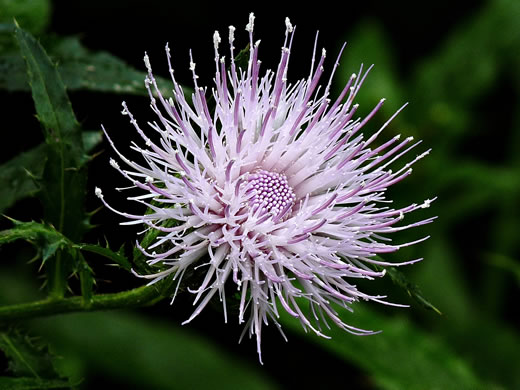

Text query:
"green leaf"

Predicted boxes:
[[31, 312, 279, 390], [0, 144, 47, 213], [74, 243, 132, 271], [0, 35, 178, 96], [0, 376, 70, 390], [0, 219, 69, 263], [48, 36, 175, 96], [0, 65, 99, 215], [0, 328, 63, 381], [14, 24, 86, 234], [0, 219, 95, 305], [0, 50, 27, 90], [280, 305, 486, 390], [15, 25, 87, 297], [14, 26, 83, 158]]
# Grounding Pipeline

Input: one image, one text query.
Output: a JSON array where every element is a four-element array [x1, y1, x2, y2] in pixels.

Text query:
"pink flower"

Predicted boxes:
[[96, 13, 434, 363]]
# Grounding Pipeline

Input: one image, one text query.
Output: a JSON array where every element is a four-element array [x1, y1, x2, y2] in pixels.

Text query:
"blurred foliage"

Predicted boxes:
[[280, 305, 484, 390], [0, 0, 50, 51], [0, 0, 519, 389], [30, 312, 279, 390], [336, 0, 520, 388]]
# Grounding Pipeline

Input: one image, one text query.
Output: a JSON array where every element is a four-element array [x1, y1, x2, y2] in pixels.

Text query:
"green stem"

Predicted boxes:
[[49, 251, 65, 299], [0, 285, 164, 323]]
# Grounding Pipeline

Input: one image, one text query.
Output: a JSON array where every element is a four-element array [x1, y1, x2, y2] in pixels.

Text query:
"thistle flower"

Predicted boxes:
[[96, 13, 434, 362]]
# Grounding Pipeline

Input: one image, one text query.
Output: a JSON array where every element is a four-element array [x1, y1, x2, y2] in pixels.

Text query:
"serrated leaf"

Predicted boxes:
[[0, 376, 70, 390], [0, 143, 47, 213], [0, 35, 178, 96], [14, 26, 83, 158], [15, 25, 88, 297], [0, 130, 100, 227], [75, 243, 131, 271], [0, 219, 98, 303], [15, 24, 86, 236], [48, 36, 175, 96], [0, 328, 59, 380], [0, 219, 69, 263]]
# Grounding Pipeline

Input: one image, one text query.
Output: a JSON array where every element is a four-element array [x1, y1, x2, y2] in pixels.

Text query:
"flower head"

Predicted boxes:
[[96, 13, 434, 363]]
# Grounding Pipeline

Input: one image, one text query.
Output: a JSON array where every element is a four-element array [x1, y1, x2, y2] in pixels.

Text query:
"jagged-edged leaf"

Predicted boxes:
[[0, 376, 70, 390], [15, 25, 87, 297], [280, 305, 486, 390], [14, 26, 82, 158], [0, 35, 176, 96], [0, 328, 62, 381], [0, 127, 104, 216], [74, 243, 131, 271], [48, 36, 174, 96], [0, 144, 47, 213], [0, 219, 69, 263], [0, 219, 97, 303], [15, 24, 86, 237]]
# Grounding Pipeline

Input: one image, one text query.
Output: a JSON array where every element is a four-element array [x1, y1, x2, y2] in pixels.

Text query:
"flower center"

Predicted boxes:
[[247, 170, 296, 217]]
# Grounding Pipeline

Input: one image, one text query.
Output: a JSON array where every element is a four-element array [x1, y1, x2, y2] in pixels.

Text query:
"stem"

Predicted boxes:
[[0, 285, 164, 323], [49, 251, 65, 299]]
